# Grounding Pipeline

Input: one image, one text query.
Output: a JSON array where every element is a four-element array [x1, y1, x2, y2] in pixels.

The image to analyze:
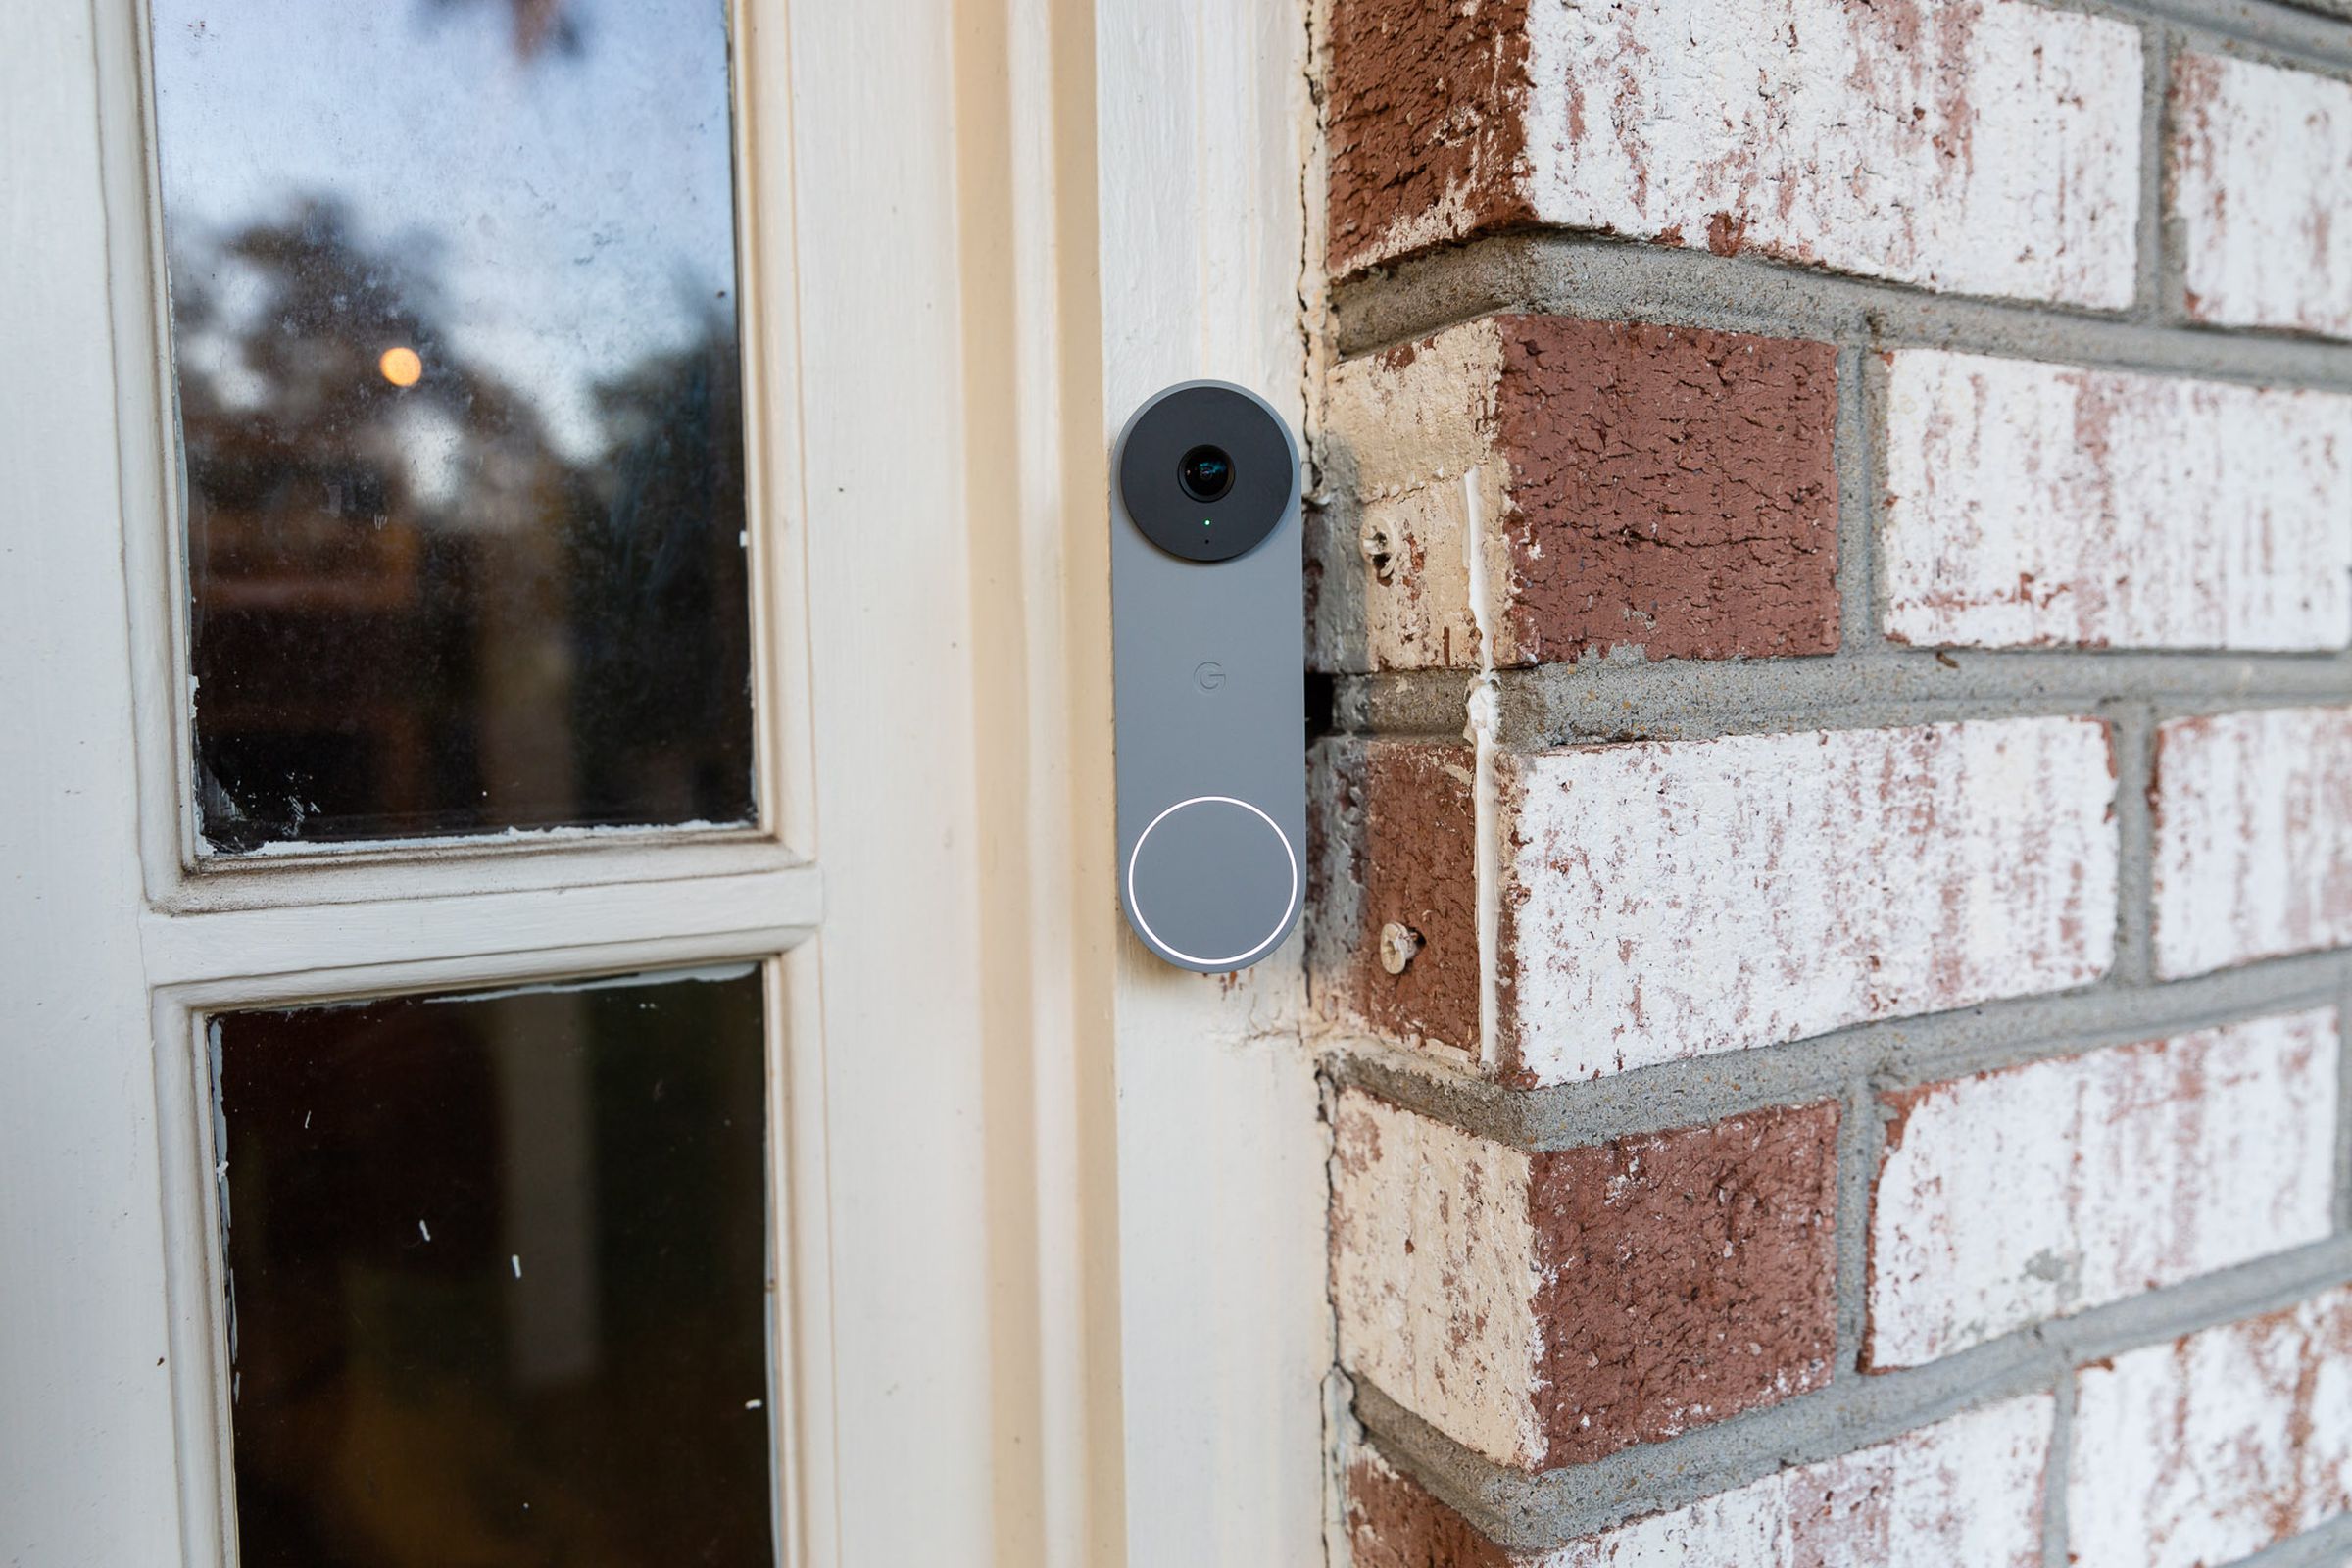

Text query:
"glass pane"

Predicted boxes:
[[152, 1, 756, 852], [212, 968, 773, 1567]]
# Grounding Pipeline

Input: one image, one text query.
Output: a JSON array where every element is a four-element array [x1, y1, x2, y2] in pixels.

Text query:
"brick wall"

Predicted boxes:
[[1307, 1, 2352, 1562]]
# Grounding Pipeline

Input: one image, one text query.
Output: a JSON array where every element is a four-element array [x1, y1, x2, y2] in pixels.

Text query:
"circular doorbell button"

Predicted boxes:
[[1117, 385, 1296, 564], [1125, 795, 1298, 970]]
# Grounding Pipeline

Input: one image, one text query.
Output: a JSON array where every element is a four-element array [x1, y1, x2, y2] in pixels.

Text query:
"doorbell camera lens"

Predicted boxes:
[[1177, 445, 1235, 503], [1116, 384, 1296, 564]]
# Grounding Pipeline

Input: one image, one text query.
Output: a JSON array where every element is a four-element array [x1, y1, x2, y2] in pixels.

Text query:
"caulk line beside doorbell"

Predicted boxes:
[[1110, 381, 1304, 973]]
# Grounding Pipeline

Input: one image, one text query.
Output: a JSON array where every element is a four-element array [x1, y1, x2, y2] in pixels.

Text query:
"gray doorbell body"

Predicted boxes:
[[1111, 381, 1304, 973]]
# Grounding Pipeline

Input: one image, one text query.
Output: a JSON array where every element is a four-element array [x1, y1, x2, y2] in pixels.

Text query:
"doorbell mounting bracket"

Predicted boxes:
[[1111, 380, 1304, 973]]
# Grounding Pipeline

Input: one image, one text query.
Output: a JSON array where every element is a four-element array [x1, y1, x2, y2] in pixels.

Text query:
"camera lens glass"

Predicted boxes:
[[1177, 444, 1235, 503], [1118, 385, 1295, 563]]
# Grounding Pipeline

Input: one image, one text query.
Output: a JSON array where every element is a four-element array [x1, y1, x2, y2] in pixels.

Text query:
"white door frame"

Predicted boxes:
[[0, 0, 1323, 1563]]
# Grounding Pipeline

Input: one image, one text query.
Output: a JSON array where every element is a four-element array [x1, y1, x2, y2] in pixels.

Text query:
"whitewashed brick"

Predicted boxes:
[[1320, 321, 1510, 674], [2173, 53, 2352, 339], [1500, 718, 2117, 1084], [1330, 1090, 1546, 1469], [1557, 1397, 2050, 1566], [1336, 0, 2143, 306], [1882, 351, 2352, 651], [1868, 1011, 2340, 1367], [2070, 1287, 2352, 1568], [1349, 1396, 2052, 1565], [2152, 706, 2352, 979]]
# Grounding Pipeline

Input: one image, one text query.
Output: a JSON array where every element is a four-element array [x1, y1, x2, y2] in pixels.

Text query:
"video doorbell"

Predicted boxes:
[[1110, 381, 1305, 973]]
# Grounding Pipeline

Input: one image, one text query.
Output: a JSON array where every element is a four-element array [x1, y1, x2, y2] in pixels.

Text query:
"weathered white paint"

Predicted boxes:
[[1319, 319, 1510, 673], [1349, 1393, 2052, 1564], [1329, 1090, 1546, 1469], [138, 867, 821, 988], [2172, 53, 2352, 341], [1348, 0, 2143, 308], [56, 0, 889, 1557], [1552, 1396, 2051, 1566], [2152, 706, 2352, 980], [1503, 718, 2118, 1083], [1096, 0, 1333, 1562], [23, 0, 1207, 1564], [2069, 1286, 2352, 1568], [1867, 1011, 2340, 1368], [0, 7, 184, 1564], [1881, 351, 2352, 651]]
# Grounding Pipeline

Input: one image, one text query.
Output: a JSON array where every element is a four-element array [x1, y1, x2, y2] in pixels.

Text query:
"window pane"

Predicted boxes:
[[152, 1, 756, 851], [213, 969, 773, 1567]]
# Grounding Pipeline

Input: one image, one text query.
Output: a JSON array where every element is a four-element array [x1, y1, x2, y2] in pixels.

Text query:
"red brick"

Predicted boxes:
[[1331, 1089, 1838, 1470], [1322, 316, 1838, 672], [1310, 740, 1481, 1057], [1323, 0, 1534, 281], [1346, 1449, 1514, 1568]]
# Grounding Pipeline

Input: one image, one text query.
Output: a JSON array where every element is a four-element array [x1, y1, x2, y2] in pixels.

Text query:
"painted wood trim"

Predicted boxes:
[[1093, 1, 1333, 1564], [63, 3, 841, 1564], [138, 865, 822, 989]]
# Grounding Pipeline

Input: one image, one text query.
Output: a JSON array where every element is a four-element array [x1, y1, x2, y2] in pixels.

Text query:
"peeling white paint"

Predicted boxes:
[[2070, 1287, 2352, 1568], [2152, 706, 2352, 979], [1883, 352, 2352, 651], [2172, 54, 2352, 340], [1345, 0, 2142, 305], [1503, 718, 2117, 1082], [1868, 1011, 2340, 1366]]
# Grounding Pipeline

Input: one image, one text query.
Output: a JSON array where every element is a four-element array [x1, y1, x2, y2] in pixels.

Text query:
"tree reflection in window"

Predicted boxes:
[[155, 0, 755, 850]]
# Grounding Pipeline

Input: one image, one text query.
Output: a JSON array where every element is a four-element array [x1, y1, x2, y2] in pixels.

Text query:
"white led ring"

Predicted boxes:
[[1123, 795, 1299, 969]]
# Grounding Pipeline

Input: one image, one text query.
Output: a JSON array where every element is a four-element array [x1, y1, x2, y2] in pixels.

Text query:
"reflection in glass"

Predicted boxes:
[[151, 0, 756, 850], [214, 968, 774, 1568]]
